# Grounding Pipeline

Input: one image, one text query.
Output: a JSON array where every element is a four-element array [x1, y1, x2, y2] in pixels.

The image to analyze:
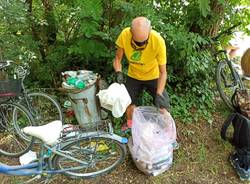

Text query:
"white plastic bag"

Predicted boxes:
[[128, 106, 177, 176], [97, 83, 131, 118], [19, 150, 37, 165]]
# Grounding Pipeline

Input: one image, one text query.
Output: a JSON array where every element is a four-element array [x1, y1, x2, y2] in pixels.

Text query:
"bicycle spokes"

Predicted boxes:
[[55, 137, 124, 176], [216, 60, 244, 110], [221, 68, 237, 88]]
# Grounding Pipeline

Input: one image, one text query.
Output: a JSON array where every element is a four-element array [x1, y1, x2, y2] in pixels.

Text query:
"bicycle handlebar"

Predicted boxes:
[[0, 60, 29, 79], [212, 23, 241, 41], [0, 60, 14, 69]]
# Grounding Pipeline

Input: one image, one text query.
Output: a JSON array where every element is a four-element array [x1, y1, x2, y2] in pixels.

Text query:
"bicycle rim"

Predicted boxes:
[[216, 60, 244, 110], [23, 92, 63, 125], [54, 137, 126, 179], [0, 102, 35, 157]]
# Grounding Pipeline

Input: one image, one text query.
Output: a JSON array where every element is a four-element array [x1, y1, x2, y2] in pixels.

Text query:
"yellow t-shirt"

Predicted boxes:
[[115, 27, 167, 81]]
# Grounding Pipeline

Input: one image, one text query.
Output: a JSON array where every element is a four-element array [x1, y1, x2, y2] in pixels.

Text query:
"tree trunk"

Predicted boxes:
[[207, 0, 225, 37], [25, 0, 46, 62], [189, 0, 225, 37], [41, 0, 57, 46]]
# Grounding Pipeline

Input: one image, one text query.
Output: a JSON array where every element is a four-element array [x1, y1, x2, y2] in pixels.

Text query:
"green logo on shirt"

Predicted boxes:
[[130, 50, 142, 61]]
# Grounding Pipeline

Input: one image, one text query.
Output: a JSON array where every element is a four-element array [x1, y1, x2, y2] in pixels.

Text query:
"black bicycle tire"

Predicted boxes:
[[216, 60, 244, 110], [53, 136, 126, 179], [0, 102, 35, 157], [24, 92, 63, 125]]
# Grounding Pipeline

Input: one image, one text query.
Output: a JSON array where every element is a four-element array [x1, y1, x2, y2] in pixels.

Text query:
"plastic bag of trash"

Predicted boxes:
[[128, 106, 177, 176]]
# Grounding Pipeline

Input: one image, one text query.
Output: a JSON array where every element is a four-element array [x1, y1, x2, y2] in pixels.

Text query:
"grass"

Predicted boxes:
[[198, 143, 207, 163], [0, 100, 247, 184], [215, 100, 231, 118]]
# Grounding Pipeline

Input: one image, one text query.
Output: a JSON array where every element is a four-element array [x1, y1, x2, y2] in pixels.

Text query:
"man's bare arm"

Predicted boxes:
[[157, 64, 167, 95], [113, 47, 124, 72]]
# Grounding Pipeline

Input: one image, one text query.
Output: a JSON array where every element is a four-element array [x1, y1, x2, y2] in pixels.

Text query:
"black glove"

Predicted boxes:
[[115, 71, 124, 84], [155, 93, 169, 109]]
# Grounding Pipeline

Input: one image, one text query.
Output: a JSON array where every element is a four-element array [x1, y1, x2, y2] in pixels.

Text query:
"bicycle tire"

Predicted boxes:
[[22, 92, 63, 125], [216, 60, 244, 110], [53, 136, 126, 179], [0, 102, 35, 157]]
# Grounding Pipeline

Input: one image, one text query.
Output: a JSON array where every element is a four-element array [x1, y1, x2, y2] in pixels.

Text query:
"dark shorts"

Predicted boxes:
[[125, 76, 170, 109]]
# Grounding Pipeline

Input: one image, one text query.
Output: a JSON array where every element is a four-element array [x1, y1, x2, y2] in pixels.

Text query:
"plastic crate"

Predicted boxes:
[[0, 79, 22, 97]]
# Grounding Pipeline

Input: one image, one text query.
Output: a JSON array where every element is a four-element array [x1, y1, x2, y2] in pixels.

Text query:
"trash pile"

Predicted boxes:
[[61, 70, 101, 126], [61, 70, 98, 90], [128, 106, 177, 176]]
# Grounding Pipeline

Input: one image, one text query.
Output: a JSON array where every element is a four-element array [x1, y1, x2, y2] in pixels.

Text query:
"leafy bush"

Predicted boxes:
[[1, 0, 249, 123]]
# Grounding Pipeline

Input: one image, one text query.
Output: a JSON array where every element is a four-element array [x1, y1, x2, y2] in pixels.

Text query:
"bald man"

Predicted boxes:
[[113, 17, 170, 131]]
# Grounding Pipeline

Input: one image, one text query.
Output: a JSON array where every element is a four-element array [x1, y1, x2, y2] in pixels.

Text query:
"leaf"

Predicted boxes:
[[217, 0, 226, 5], [77, 0, 103, 20], [80, 21, 99, 38], [198, 0, 211, 17]]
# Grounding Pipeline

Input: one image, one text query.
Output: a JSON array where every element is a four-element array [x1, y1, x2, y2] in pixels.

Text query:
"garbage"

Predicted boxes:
[[61, 70, 101, 126], [63, 100, 72, 108], [66, 77, 85, 89], [61, 70, 98, 90], [19, 150, 37, 165], [97, 83, 131, 118], [128, 106, 177, 176]]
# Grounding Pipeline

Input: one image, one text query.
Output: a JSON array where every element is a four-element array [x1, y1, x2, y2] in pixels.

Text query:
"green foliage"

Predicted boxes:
[[0, 0, 38, 61], [153, 22, 215, 122], [1, 0, 250, 123], [198, 0, 211, 17]]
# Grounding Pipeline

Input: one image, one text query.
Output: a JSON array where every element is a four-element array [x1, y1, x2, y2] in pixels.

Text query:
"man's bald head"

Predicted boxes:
[[131, 17, 151, 42]]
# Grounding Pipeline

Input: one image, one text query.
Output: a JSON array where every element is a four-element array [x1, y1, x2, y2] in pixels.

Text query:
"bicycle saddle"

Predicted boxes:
[[23, 120, 62, 146]]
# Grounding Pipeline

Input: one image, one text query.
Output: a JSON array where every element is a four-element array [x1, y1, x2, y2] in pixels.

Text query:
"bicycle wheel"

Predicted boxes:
[[216, 60, 244, 110], [53, 136, 126, 179], [0, 102, 35, 157], [22, 92, 63, 125]]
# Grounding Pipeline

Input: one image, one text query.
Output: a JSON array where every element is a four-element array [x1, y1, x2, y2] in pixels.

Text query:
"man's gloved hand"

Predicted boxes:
[[115, 71, 124, 84], [155, 93, 168, 109]]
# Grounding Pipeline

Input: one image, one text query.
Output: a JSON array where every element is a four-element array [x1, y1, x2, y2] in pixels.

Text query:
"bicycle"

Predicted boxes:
[[0, 60, 64, 126], [0, 79, 35, 157], [0, 119, 127, 183], [212, 23, 246, 110]]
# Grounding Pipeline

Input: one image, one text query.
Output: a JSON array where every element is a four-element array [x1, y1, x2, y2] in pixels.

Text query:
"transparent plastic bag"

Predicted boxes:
[[129, 106, 177, 176], [128, 138, 173, 176]]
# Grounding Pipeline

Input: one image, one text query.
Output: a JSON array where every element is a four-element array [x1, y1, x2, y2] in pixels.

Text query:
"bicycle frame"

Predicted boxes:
[[14, 64, 40, 117], [0, 138, 93, 176], [213, 24, 246, 110], [0, 123, 127, 177], [19, 89, 37, 118], [224, 58, 243, 88], [216, 50, 241, 87], [0, 60, 56, 116], [0, 60, 39, 117]]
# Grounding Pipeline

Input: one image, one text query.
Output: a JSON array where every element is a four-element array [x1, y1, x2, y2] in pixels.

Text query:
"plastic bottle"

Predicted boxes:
[[63, 100, 72, 108], [66, 77, 85, 89]]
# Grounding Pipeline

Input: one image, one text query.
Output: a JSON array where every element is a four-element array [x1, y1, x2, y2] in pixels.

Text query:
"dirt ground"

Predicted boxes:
[[0, 102, 247, 184]]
